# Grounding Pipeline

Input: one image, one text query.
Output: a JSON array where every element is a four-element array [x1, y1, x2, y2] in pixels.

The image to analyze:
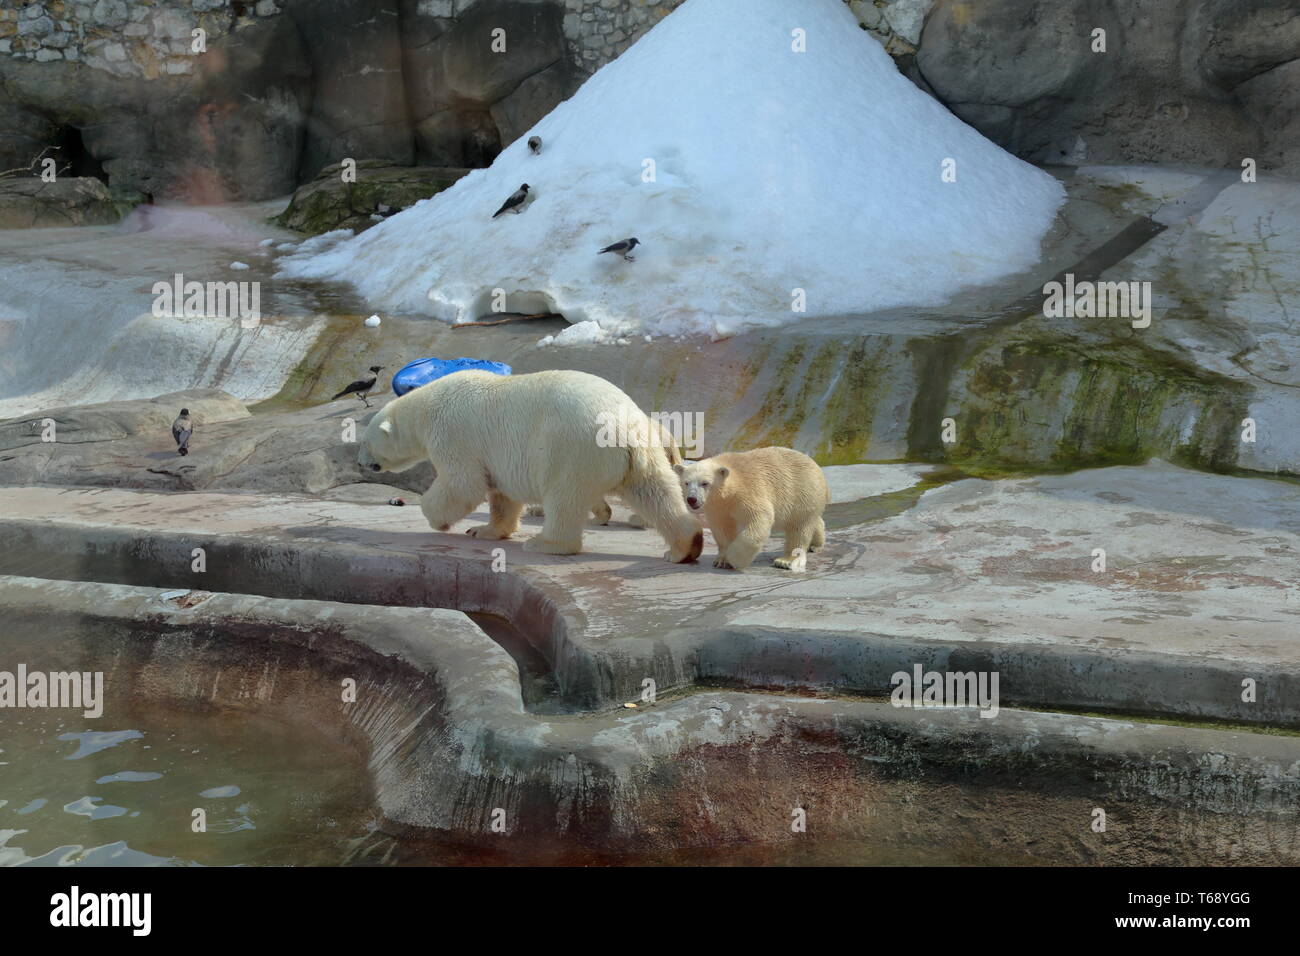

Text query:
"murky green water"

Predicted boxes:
[[0, 608, 1038, 867], [3, 700, 1047, 866], [0, 706, 377, 867], [3, 698, 1063, 866]]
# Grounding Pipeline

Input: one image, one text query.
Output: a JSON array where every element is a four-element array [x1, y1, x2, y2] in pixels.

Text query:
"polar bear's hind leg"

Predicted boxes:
[[523, 492, 588, 555], [774, 517, 816, 570]]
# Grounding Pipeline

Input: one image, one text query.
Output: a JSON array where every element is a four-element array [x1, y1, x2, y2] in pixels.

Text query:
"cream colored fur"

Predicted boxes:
[[675, 446, 829, 571]]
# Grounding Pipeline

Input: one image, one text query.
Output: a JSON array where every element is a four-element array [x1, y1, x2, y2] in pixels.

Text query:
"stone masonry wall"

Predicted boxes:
[[558, 0, 923, 74], [0, 0, 283, 77], [0, 0, 918, 80]]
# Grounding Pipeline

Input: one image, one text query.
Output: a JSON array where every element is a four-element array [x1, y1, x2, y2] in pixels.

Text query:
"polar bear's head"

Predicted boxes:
[[358, 405, 425, 473], [673, 459, 728, 513]]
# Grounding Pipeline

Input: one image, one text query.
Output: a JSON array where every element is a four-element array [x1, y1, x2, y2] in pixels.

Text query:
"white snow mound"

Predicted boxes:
[[279, 0, 1065, 336]]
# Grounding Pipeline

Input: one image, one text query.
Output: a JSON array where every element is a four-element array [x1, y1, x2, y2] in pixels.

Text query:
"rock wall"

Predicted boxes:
[[0, 0, 1294, 205], [0, 0, 583, 198], [402, 0, 580, 167], [0, 0, 921, 77], [917, 0, 1300, 174]]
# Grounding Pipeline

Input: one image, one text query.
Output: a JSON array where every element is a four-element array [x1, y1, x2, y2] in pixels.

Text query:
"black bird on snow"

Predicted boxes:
[[492, 183, 530, 218], [527, 136, 542, 155], [171, 408, 193, 457], [333, 365, 385, 408], [598, 237, 640, 261]]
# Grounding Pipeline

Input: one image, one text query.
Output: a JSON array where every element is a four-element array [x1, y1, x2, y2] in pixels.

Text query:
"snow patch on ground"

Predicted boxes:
[[536, 320, 613, 347], [280, 0, 1063, 336], [536, 320, 648, 347]]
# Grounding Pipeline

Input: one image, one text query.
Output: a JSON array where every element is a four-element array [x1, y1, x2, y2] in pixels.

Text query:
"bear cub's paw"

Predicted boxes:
[[466, 525, 510, 540], [773, 549, 807, 572]]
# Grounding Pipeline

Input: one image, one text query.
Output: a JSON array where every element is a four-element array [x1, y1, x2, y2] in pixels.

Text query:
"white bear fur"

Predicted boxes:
[[358, 369, 704, 561], [675, 446, 829, 571], [525, 418, 680, 527]]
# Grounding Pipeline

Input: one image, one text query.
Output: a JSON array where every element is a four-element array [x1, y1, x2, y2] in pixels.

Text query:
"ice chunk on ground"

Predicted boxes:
[[536, 320, 612, 348], [280, 0, 1064, 335]]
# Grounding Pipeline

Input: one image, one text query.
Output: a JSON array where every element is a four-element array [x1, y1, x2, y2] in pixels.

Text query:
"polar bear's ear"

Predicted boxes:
[[378, 419, 393, 435], [673, 463, 684, 475], [716, 466, 729, 479]]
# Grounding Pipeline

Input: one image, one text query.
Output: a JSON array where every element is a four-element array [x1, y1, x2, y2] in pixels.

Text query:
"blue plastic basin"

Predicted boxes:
[[391, 357, 513, 396]]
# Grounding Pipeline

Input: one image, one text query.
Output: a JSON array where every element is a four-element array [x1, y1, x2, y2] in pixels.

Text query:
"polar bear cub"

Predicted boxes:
[[674, 447, 829, 571], [357, 369, 703, 562]]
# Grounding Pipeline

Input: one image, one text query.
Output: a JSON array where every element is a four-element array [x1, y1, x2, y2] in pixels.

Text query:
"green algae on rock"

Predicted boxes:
[[274, 161, 470, 236]]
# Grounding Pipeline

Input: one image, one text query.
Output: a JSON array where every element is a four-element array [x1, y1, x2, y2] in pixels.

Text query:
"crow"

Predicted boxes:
[[171, 408, 193, 456], [598, 237, 641, 261], [528, 136, 542, 155], [492, 184, 530, 218], [333, 366, 385, 408]]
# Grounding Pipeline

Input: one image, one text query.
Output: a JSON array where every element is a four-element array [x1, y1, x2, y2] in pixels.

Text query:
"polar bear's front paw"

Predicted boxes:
[[523, 535, 580, 556], [466, 524, 509, 540], [713, 556, 736, 570]]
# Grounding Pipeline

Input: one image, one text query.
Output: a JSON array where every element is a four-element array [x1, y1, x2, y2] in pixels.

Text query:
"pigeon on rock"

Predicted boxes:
[[599, 238, 641, 261], [333, 366, 385, 408], [171, 408, 193, 456], [527, 136, 542, 155], [492, 184, 530, 218]]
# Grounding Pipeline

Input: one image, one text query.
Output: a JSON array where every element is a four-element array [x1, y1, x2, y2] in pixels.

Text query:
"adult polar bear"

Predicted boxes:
[[357, 369, 705, 562]]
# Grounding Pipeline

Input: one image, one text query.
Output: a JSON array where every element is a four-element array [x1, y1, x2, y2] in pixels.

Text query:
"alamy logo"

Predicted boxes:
[[152, 272, 261, 328], [890, 664, 1000, 718], [595, 408, 704, 459], [1042, 273, 1152, 329], [0, 665, 104, 718], [50, 886, 151, 936]]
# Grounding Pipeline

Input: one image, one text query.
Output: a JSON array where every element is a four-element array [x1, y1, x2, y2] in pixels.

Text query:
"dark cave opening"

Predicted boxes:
[[50, 126, 109, 184], [458, 108, 503, 169]]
